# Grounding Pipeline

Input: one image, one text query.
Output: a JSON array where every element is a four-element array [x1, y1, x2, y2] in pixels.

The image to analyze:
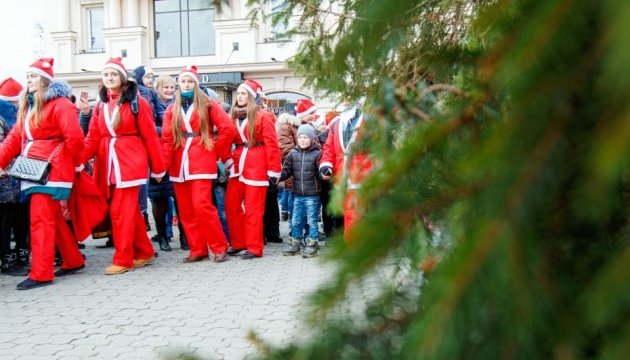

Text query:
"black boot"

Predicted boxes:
[[179, 234, 189, 250], [158, 236, 172, 251], [1, 254, 12, 274], [1, 254, 29, 276], [17, 249, 30, 267]]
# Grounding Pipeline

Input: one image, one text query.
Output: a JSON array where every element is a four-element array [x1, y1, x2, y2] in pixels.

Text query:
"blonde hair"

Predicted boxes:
[[154, 75, 175, 93], [16, 77, 51, 130], [230, 92, 259, 144], [171, 86, 213, 149]]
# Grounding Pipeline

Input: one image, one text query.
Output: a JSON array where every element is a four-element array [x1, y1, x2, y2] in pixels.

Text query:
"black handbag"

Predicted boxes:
[[8, 140, 62, 185]]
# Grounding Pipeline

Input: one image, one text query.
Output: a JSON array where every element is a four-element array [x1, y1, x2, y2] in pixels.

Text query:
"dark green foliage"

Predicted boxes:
[[247, 0, 630, 358]]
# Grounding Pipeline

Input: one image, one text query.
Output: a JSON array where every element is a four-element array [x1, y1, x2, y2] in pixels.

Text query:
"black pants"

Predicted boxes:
[[0, 201, 29, 257], [152, 197, 186, 239], [263, 185, 281, 240], [319, 181, 344, 236]]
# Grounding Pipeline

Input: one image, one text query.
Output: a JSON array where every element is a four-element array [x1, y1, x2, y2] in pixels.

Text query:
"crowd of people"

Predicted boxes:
[[0, 57, 369, 290]]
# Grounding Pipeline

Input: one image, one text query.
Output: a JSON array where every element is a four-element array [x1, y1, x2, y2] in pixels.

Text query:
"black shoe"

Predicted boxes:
[[17, 277, 53, 290], [227, 248, 245, 256], [241, 251, 260, 260], [54, 257, 63, 267], [158, 236, 172, 252], [151, 234, 160, 243], [179, 235, 189, 251], [16, 249, 30, 267], [1, 254, 28, 276], [97, 238, 114, 248], [54, 264, 85, 277], [77, 243, 86, 249], [266, 236, 283, 244]]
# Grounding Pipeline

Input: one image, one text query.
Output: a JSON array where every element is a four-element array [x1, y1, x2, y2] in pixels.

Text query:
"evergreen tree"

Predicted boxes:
[[244, 0, 629, 358]]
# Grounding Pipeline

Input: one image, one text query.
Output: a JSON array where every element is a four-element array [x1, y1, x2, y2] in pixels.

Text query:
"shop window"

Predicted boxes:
[[265, 91, 309, 115], [154, 0, 215, 57]]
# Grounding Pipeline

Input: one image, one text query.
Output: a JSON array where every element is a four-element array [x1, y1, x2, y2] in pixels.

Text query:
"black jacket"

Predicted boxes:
[[280, 144, 321, 195]]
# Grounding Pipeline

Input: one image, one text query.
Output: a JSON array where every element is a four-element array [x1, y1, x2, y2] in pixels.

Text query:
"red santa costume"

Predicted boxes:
[[161, 65, 235, 263], [80, 58, 165, 274], [0, 58, 85, 290], [225, 80, 282, 258], [319, 105, 373, 239]]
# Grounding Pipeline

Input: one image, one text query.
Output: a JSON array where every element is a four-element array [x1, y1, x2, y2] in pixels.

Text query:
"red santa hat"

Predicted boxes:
[[295, 98, 317, 119], [0, 78, 24, 102], [27, 58, 55, 81], [178, 65, 199, 83], [238, 79, 263, 98], [103, 57, 128, 79]]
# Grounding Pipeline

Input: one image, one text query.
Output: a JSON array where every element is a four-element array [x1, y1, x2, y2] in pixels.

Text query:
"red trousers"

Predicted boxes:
[[110, 186, 154, 268], [225, 178, 267, 256], [30, 193, 84, 281], [174, 180, 228, 256], [343, 190, 360, 241]]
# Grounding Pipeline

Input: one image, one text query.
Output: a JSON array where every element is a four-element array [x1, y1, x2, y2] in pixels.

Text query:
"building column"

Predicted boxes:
[[109, 0, 121, 28], [125, 0, 139, 27], [50, 0, 75, 73]]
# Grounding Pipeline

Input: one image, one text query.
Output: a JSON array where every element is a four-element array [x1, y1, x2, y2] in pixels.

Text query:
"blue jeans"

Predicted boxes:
[[165, 197, 174, 238], [213, 183, 230, 242], [281, 190, 294, 214], [290, 195, 320, 240]]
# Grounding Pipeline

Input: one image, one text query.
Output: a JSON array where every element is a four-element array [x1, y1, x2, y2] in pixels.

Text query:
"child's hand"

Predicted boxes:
[[320, 166, 332, 180]]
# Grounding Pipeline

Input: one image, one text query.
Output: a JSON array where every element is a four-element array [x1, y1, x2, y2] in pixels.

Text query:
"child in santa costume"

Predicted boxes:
[[225, 79, 282, 259], [319, 103, 373, 240], [161, 65, 235, 263], [80, 57, 165, 275], [0, 58, 85, 290]]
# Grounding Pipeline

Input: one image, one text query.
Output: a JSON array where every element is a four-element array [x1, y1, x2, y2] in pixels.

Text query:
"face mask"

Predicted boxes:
[[181, 89, 194, 98]]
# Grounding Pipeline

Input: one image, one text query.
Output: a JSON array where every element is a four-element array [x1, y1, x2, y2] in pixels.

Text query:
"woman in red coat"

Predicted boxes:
[[161, 65, 235, 263], [225, 80, 282, 259], [0, 58, 85, 290], [80, 58, 165, 275]]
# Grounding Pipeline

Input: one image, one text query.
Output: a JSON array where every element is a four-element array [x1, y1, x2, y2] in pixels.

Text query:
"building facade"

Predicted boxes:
[[42, 0, 327, 114]]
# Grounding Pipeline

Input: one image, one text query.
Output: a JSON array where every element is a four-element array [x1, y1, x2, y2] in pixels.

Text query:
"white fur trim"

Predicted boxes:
[[0, 94, 20, 102], [117, 179, 149, 188], [296, 106, 317, 118], [187, 174, 217, 180], [239, 175, 269, 187], [150, 171, 166, 178], [27, 67, 53, 81], [319, 162, 333, 169], [224, 158, 234, 169], [75, 164, 85, 172], [103, 64, 127, 79], [21, 181, 73, 191], [239, 83, 257, 97], [179, 71, 199, 83], [267, 170, 281, 178]]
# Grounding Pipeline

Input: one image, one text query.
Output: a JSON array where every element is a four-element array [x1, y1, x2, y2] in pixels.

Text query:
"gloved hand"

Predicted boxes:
[[268, 177, 279, 187], [320, 166, 333, 177]]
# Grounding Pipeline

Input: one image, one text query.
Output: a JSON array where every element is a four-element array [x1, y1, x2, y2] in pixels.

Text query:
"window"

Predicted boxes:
[[154, 0, 216, 57], [86, 6, 104, 51], [269, 0, 289, 39], [266, 92, 309, 115]]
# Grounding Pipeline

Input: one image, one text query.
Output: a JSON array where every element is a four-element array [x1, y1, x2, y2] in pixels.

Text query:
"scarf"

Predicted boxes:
[[234, 105, 248, 121]]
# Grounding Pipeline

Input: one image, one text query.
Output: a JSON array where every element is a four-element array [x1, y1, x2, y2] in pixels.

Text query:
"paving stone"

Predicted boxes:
[[0, 218, 330, 359]]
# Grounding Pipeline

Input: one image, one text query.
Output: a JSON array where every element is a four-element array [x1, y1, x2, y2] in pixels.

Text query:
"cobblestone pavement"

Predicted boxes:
[[0, 218, 333, 360]]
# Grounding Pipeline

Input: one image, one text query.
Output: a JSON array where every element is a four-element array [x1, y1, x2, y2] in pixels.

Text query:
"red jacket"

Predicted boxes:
[[228, 109, 282, 186], [0, 84, 84, 199], [161, 100, 236, 182], [319, 109, 372, 190], [80, 83, 165, 197]]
